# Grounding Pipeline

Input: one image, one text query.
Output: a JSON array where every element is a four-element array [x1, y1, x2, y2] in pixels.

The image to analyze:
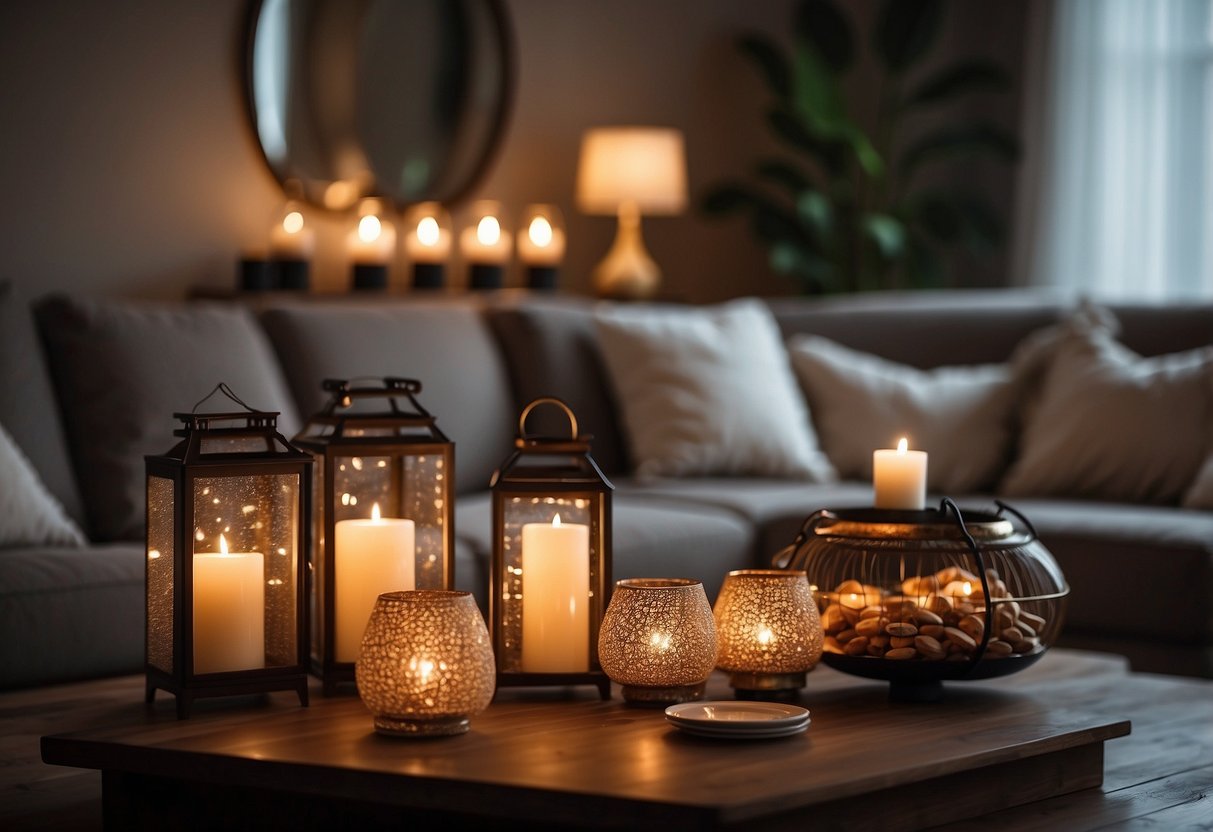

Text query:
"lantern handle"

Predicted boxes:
[[191, 382, 259, 414], [518, 397, 578, 440]]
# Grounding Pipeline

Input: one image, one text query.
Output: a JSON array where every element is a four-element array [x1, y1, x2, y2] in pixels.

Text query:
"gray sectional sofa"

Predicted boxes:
[[2, 281, 1211, 690]]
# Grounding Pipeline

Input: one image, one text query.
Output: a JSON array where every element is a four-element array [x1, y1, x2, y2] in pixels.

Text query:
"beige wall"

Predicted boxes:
[[0, 0, 1026, 303]]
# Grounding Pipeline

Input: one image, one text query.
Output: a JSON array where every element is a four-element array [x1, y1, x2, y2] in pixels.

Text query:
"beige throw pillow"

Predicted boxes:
[[594, 299, 836, 481], [0, 421, 86, 548], [786, 335, 1020, 493], [1000, 324, 1213, 504]]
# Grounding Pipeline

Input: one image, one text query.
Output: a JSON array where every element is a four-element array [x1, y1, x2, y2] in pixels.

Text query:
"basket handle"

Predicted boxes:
[[772, 508, 835, 570], [518, 397, 578, 440]]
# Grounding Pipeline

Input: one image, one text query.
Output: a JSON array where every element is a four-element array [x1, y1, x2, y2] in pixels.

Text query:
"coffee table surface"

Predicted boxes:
[[40, 650, 1146, 830]]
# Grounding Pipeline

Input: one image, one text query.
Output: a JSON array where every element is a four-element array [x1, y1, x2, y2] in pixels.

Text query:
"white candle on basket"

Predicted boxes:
[[873, 437, 928, 510]]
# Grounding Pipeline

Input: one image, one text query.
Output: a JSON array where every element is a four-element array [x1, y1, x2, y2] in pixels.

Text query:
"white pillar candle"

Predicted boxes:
[[334, 503, 415, 663], [459, 214, 512, 264], [873, 437, 928, 510], [521, 514, 590, 672], [193, 534, 265, 674], [348, 213, 397, 264], [517, 216, 566, 266], [270, 207, 315, 259], [404, 215, 452, 264]]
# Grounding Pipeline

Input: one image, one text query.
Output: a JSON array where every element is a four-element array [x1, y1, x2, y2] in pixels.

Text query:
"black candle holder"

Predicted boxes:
[[275, 258, 311, 290], [352, 263, 389, 290], [526, 266, 559, 291], [469, 263, 504, 290], [412, 262, 446, 289], [239, 258, 276, 292]]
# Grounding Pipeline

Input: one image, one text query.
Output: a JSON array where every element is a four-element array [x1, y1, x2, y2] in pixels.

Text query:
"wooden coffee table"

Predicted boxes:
[[29, 650, 1209, 830]]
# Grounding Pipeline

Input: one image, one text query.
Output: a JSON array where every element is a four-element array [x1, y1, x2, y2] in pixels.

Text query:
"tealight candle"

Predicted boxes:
[[873, 437, 928, 510]]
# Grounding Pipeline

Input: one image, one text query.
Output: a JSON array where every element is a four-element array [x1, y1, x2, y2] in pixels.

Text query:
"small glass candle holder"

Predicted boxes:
[[598, 578, 717, 706], [403, 202, 452, 289], [349, 198, 396, 290], [517, 204, 566, 290], [713, 569, 823, 700], [460, 200, 511, 289], [355, 590, 495, 737]]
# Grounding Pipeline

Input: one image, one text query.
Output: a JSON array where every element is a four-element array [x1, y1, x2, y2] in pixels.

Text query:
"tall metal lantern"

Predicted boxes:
[[144, 386, 311, 718], [490, 397, 612, 698], [294, 377, 455, 693]]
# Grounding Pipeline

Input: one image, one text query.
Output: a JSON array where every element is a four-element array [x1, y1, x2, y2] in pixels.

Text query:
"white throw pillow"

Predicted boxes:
[[0, 421, 86, 547], [1001, 323, 1213, 504], [786, 335, 1020, 493], [594, 299, 836, 481]]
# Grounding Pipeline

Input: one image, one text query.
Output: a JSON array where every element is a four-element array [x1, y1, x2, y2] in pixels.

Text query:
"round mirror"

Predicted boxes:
[[246, 0, 514, 211]]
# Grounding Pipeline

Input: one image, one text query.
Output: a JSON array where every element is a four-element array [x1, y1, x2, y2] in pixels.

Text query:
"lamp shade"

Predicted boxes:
[[576, 127, 687, 216], [713, 569, 823, 697], [356, 590, 496, 737]]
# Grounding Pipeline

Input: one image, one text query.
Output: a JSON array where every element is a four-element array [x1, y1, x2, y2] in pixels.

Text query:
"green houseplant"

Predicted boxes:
[[703, 0, 1020, 293]]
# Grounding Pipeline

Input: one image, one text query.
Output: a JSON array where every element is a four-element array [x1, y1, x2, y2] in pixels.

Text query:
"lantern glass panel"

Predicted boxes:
[[498, 494, 601, 673], [147, 475, 175, 674], [200, 436, 276, 454], [192, 473, 300, 671], [331, 452, 449, 590]]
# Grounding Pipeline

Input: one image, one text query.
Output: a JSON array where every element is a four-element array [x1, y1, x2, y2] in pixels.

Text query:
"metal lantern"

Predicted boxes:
[[294, 377, 455, 693], [490, 397, 612, 698], [144, 388, 311, 718]]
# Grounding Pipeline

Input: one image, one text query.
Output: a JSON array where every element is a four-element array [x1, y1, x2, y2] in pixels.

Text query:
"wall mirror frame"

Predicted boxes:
[[243, 0, 515, 212]]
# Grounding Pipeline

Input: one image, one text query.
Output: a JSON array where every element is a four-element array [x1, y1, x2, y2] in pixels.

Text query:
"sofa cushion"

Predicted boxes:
[[1001, 323, 1213, 504], [1003, 499, 1213, 643], [260, 300, 515, 495], [36, 296, 300, 542], [0, 543, 144, 689], [454, 491, 756, 603], [0, 422, 85, 548], [614, 478, 875, 567], [594, 299, 836, 482], [787, 335, 1021, 493], [487, 297, 628, 475], [0, 281, 85, 527]]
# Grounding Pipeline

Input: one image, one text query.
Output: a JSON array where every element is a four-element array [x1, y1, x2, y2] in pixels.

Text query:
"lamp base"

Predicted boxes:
[[373, 714, 471, 737], [352, 263, 388, 290], [594, 204, 661, 300], [620, 682, 706, 707], [727, 671, 807, 701], [275, 258, 311, 290], [469, 263, 504, 290], [412, 262, 446, 289]]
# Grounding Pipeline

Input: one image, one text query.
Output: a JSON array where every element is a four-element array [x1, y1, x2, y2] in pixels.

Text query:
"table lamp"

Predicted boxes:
[[576, 127, 687, 300]]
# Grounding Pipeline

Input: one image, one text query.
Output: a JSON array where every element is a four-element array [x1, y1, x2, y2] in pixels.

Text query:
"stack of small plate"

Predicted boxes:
[[663, 701, 811, 740]]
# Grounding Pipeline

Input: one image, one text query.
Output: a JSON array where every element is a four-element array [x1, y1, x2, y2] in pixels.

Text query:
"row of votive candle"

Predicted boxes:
[[268, 198, 566, 276]]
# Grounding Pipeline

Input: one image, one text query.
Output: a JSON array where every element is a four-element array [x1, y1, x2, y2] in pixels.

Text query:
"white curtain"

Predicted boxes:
[[1023, 0, 1213, 299]]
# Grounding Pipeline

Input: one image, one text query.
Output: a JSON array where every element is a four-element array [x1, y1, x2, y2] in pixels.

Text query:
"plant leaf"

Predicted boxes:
[[874, 0, 946, 73], [755, 158, 815, 194], [862, 213, 907, 260], [796, 189, 834, 239], [904, 60, 1011, 108], [766, 108, 849, 176], [909, 191, 1005, 254], [770, 242, 836, 294], [791, 44, 850, 129], [738, 35, 791, 100], [794, 0, 854, 73], [899, 122, 1020, 176]]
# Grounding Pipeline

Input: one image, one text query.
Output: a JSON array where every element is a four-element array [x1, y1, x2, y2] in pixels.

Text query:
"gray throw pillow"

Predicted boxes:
[[786, 335, 1021, 493], [0, 421, 86, 548], [1000, 322, 1213, 504], [594, 299, 836, 481], [36, 296, 300, 542]]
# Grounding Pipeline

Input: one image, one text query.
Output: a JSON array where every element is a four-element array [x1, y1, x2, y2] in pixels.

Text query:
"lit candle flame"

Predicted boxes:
[[757, 628, 774, 646], [552, 513, 562, 528], [962, 581, 972, 596], [528, 216, 553, 247], [282, 210, 304, 234], [476, 215, 501, 246], [219, 533, 229, 555], [371, 502, 381, 522], [417, 216, 440, 246], [897, 437, 908, 454], [358, 214, 382, 243]]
